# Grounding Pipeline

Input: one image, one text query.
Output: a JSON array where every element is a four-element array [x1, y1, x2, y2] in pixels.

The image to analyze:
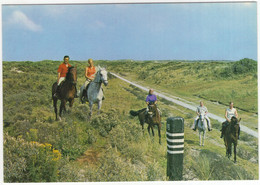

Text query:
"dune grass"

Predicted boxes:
[[2, 60, 258, 182]]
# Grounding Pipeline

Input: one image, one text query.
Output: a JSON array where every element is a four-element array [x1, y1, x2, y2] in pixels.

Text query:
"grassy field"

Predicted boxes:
[[105, 58, 258, 131], [2, 59, 258, 182]]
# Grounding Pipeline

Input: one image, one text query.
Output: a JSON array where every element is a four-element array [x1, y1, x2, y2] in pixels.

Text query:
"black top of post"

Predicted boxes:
[[166, 117, 184, 133]]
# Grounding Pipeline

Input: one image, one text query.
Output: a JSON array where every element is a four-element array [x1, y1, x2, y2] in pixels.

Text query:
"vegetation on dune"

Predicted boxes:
[[106, 58, 257, 113], [2, 59, 258, 182]]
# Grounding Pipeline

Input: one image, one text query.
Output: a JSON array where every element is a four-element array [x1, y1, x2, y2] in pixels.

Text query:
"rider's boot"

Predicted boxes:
[[53, 85, 60, 98], [193, 119, 198, 131], [207, 120, 212, 131], [220, 126, 225, 138]]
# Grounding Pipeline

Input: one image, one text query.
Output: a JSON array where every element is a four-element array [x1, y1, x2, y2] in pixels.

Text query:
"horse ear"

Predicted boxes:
[[75, 64, 78, 68], [238, 118, 241, 122]]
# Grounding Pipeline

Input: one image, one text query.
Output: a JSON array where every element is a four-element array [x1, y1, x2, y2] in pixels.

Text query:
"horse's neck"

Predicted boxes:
[[66, 73, 73, 82], [63, 80, 75, 89], [90, 81, 101, 91], [152, 107, 160, 122]]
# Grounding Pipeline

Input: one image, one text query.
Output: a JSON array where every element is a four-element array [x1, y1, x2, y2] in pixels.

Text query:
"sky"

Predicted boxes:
[[1, 1, 258, 61]]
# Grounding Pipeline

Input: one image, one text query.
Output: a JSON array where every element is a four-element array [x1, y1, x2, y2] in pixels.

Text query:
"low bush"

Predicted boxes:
[[4, 133, 61, 182]]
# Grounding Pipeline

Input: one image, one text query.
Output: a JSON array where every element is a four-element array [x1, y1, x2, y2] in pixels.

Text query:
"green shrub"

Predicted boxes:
[[4, 133, 61, 182], [147, 161, 165, 181], [232, 58, 257, 74], [90, 109, 121, 136], [83, 149, 146, 181]]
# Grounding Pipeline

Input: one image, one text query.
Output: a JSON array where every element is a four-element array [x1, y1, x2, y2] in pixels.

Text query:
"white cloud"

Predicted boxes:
[[8, 10, 42, 32]]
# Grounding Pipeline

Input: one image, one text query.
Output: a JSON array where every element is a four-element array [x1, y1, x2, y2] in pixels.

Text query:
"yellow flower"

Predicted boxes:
[[52, 149, 61, 161], [43, 143, 52, 151]]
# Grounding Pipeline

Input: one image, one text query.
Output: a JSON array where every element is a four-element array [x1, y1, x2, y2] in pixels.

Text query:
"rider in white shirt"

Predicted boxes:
[[220, 102, 240, 139], [192, 101, 212, 131]]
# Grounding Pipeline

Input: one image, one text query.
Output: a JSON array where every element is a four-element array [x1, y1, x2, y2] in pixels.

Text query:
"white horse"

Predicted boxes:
[[198, 111, 207, 146], [79, 66, 108, 116]]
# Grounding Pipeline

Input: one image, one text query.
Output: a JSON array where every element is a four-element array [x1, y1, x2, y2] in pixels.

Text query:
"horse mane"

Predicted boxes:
[[225, 117, 239, 137], [66, 66, 75, 81]]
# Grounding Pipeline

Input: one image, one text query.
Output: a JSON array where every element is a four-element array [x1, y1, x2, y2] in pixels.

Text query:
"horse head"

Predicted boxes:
[[148, 103, 157, 118], [95, 66, 108, 86], [231, 116, 241, 125], [67, 66, 77, 84], [198, 111, 207, 131], [199, 112, 205, 122]]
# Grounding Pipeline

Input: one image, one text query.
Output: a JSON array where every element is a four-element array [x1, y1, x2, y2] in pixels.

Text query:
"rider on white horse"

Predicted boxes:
[[192, 101, 212, 131], [82, 59, 96, 101]]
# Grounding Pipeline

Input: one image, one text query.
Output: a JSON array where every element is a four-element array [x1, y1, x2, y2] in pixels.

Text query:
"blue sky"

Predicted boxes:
[[2, 2, 258, 61]]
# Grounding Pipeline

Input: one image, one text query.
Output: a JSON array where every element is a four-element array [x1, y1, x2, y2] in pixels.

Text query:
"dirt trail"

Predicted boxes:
[[110, 72, 258, 138], [77, 149, 100, 165]]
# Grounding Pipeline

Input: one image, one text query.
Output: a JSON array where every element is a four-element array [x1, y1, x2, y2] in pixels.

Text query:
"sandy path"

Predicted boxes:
[[110, 72, 258, 138]]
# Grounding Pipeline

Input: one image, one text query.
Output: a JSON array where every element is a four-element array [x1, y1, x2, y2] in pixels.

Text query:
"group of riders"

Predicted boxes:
[[146, 90, 240, 139], [53, 55, 240, 139], [53, 55, 96, 101], [191, 100, 240, 139]]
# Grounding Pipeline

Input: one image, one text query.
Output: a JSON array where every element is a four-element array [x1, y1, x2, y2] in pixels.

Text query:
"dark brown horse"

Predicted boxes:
[[52, 66, 77, 120], [223, 116, 241, 163], [130, 104, 162, 144]]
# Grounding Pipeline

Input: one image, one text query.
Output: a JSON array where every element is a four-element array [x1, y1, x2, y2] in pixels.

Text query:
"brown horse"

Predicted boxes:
[[130, 104, 162, 144], [223, 116, 241, 163], [52, 66, 77, 120]]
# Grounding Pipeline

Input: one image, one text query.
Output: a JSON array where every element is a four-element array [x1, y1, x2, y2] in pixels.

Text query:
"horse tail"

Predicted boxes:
[[130, 108, 146, 116]]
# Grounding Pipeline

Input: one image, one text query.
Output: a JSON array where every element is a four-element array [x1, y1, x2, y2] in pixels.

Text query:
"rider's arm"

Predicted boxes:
[[85, 67, 88, 79], [235, 109, 238, 118], [205, 108, 208, 115], [85, 67, 95, 81], [196, 107, 200, 115]]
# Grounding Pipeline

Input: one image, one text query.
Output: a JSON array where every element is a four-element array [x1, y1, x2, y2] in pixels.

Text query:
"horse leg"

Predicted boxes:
[[66, 98, 73, 113], [199, 131, 201, 146], [53, 98, 58, 121], [79, 85, 84, 104], [89, 101, 93, 117], [69, 98, 74, 108], [202, 131, 205, 146], [158, 124, 161, 145], [228, 143, 232, 159], [151, 126, 155, 142], [147, 125, 151, 136], [59, 99, 66, 119], [151, 126, 155, 136], [234, 143, 237, 163], [97, 100, 102, 115]]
